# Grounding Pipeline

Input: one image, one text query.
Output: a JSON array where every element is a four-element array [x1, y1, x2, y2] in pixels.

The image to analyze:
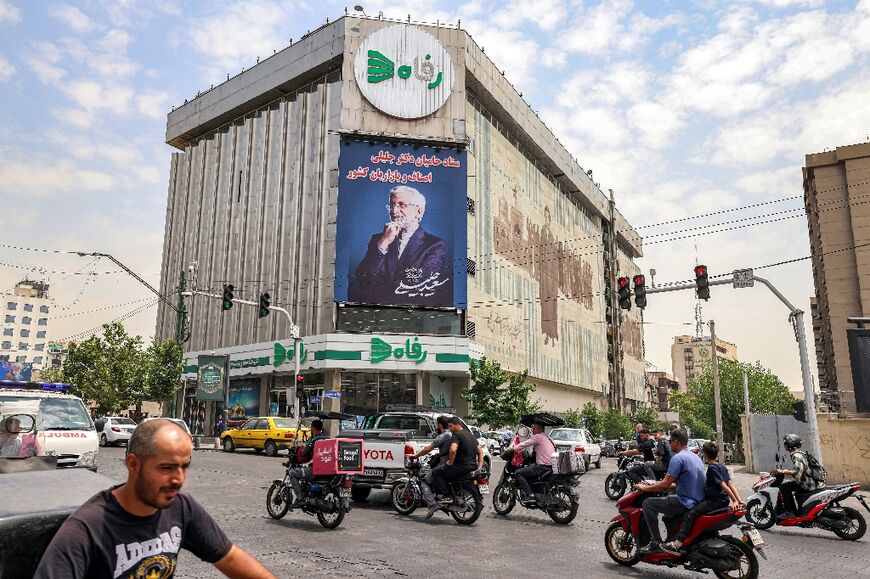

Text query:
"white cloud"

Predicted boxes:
[[0, 156, 115, 198], [561, 0, 682, 55], [0, 0, 20, 22], [756, 0, 824, 7], [0, 56, 14, 81], [136, 91, 171, 119], [734, 166, 802, 198], [52, 4, 96, 32]]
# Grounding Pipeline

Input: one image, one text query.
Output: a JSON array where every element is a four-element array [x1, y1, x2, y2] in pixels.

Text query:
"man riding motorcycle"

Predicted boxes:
[[508, 418, 556, 506], [774, 433, 824, 520], [430, 417, 484, 518], [288, 419, 329, 508], [635, 429, 706, 554], [618, 428, 658, 481], [409, 415, 453, 517]]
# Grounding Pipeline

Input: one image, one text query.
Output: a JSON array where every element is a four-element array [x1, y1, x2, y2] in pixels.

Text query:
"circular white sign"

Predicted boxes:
[[354, 25, 454, 119]]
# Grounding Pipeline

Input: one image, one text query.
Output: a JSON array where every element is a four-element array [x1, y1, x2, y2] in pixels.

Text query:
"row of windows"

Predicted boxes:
[[1, 341, 45, 351], [7, 355, 44, 364], [1, 328, 46, 338], [5, 302, 49, 313], [3, 315, 48, 325]]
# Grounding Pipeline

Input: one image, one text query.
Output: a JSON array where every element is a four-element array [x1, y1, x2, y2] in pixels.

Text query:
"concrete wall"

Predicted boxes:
[[741, 413, 870, 486]]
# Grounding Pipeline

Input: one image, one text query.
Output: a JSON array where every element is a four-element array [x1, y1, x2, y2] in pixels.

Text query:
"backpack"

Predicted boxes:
[[797, 450, 827, 483]]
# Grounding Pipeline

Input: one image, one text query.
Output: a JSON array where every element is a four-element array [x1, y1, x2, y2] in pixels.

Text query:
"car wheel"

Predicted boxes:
[[264, 440, 278, 457], [99, 433, 107, 447], [222, 437, 235, 452], [595, 456, 602, 469]]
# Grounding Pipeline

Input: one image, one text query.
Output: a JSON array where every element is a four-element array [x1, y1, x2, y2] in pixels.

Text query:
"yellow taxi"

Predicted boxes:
[[220, 417, 310, 456]]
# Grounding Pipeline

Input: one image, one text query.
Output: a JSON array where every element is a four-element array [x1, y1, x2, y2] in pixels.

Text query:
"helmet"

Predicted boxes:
[[783, 434, 802, 450]]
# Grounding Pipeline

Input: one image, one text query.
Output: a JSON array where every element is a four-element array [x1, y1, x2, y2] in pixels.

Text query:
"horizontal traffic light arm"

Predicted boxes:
[[645, 274, 798, 310], [181, 290, 300, 338]]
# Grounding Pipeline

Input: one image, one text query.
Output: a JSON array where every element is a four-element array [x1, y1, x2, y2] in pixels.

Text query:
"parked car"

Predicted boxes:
[[139, 417, 193, 440], [687, 438, 711, 455], [97, 416, 137, 447], [220, 416, 309, 456], [470, 426, 500, 454], [549, 427, 602, 469]]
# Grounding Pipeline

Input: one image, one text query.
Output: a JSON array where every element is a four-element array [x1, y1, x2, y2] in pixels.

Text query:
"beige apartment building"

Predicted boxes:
[[804, 141, 870, 414], [671, 335, 738, 391]]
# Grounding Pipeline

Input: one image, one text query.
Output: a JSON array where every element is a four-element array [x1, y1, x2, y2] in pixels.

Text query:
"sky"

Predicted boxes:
[[1, 0, 869, 393]]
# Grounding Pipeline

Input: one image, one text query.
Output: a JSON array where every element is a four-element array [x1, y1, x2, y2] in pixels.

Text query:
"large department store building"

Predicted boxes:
[[154, 17, 645, 435]]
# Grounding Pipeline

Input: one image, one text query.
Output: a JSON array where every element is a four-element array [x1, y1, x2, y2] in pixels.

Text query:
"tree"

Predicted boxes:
[[464, 357, 539, 428], [673, 359, 797, 445], [60, 322, 183, 415], [632, 405, 664, 433], [562, 408, 583, 429], [580, 402, 602, 436], [599, 408, 633, 439]]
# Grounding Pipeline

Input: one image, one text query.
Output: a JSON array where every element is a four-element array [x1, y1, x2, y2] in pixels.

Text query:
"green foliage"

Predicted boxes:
[[36, 364, 64, 384], [464, 357, 539, 428], [580, 402, 602, 436], [600, 408, 633, 439], [672, 359, 797, 443], [59, 322, 183, 415], [562, 408, 583, 429], [632, 405, 665, 433]]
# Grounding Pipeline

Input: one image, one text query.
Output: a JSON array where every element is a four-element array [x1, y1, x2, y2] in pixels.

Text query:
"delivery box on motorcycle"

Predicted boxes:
[[312, 438, 365, 476], [551, 450, 584, 475]]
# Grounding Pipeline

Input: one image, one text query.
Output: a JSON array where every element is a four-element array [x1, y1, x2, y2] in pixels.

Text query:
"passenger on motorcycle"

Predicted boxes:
[[774, 433, 824, 520], [288, 419, 329, 508], [653, 429, 672, 473], [661, 441, 744, 554], [618, 428, 658, 480], [635, 429, 706, 554], [430, 417, 484, 518], [508, 418, 556, 506], [409, 415, 452, 517]]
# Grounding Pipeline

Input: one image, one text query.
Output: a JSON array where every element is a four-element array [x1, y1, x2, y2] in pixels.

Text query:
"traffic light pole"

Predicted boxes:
[[646, 273, 821, 461], [181, 289, 303, 419]]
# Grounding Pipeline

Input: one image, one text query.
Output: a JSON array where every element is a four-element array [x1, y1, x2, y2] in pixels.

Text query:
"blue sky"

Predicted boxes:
[[1, 0, 869, 391]]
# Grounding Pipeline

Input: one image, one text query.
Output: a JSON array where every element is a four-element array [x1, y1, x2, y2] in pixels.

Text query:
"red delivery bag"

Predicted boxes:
[[311, 438, 365, 476]]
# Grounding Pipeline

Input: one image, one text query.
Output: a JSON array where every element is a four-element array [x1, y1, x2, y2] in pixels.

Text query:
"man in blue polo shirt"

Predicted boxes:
[[635, 429, 705, 554]]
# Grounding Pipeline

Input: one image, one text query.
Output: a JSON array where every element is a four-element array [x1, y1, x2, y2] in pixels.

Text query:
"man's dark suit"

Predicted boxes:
[[349, 227, 451, 306]]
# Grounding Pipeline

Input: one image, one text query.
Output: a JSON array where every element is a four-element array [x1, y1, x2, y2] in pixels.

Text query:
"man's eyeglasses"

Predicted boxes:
[[386, 201, 419, 210]]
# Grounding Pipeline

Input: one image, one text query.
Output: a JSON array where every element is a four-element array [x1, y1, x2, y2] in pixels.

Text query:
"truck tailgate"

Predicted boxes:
[[339, 429, 410, 473]]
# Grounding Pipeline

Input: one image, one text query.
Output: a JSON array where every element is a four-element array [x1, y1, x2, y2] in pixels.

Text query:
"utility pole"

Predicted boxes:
[[607, 189, 623, 411], [175, 271, 189, 343], [710, 320, 724, 462], [743, 370, 752, 469]]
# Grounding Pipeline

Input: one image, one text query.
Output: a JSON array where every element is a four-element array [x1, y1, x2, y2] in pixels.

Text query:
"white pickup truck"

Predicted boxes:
[[339, 412, 491, 502]]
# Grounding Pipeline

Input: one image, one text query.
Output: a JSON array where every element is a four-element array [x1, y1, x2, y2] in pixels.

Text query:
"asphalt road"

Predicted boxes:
[[95, 447, 870, 578]]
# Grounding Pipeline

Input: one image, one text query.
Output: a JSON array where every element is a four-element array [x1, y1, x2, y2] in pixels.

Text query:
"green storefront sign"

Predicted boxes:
[[371, 337, 428, 364], [196, 355, 227, 401]]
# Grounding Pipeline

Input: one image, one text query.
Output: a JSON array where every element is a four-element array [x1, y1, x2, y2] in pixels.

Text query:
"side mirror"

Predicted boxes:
[[3, 414, 35, 434]]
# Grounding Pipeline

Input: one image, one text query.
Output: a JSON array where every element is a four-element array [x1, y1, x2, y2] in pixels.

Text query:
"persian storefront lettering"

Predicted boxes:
[[370, 337, 428, 364], [273, 341, 308, 367], [367, 51, 443, 89]]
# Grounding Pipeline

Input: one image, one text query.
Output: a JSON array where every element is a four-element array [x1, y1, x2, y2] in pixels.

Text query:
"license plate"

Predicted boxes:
[[747, 528, 765, 547], [339, 487, 351, 498], [363, 468, 383, 477], [479, 484, 489, 494]]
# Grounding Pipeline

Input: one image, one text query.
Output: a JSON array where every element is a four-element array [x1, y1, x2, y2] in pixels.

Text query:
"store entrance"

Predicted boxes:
[[340, 372, 417, 416]]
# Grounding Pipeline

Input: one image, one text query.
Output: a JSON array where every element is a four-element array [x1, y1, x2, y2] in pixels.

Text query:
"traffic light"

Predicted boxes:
[[633, 274, 647, 309], [694, 265, 710, 300], [221, 284, 234, 311], [295, 374, 305, 397], [258, 292, 271, 318], [617, 276, 631, 310]]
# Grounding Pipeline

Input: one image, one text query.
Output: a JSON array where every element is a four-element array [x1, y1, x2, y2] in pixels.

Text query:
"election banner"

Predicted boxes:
[[334, 139, 467, 308]]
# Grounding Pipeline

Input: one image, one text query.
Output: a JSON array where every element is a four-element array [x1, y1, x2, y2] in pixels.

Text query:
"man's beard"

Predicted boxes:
[[390, 214, 417, 231], [135, 475, 182, 510]]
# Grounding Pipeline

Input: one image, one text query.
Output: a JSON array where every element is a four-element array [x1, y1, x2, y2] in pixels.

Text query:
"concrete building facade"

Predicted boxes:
[[671, 334, 738, 391], [155, 17, 644, 435], [803, 142, 870, 414], [1, 279, 51, 374]]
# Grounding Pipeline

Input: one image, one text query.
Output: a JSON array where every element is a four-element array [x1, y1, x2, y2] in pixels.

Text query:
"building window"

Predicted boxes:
[[37, 331, 46, 338], [18, 342, 28, 351], [2, 328, 11, 337], [1, 341, 11, 349], [6, 302, 16, 310], [16, 355, 26, 362], [33, 356, 43, 365], [4, 315, 14, 323], [34, 343, 44, 351], [20, 329, 29, 338], [23, 304, 33, 312], [39, 305, 49, 314], [22, 316, 31, 325], [51, 358, 61, 366], [38, 318, 47, 326]]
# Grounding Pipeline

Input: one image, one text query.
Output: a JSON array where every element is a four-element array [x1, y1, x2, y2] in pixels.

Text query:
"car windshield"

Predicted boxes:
[[273, 419, 298, 429], [550, 429, 583, 441], [0, 396, 93, 431], [113, 418, 137, 426]]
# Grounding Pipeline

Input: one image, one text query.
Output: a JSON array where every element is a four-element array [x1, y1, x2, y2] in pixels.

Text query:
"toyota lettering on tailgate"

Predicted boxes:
[[364, 449, 394, 461]]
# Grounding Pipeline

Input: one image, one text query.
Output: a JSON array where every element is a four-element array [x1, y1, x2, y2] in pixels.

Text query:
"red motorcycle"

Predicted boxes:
[[604, 488, 764, 579]]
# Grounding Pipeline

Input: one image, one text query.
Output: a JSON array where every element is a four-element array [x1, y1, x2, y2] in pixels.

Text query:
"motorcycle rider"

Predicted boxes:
[[509, 418, 556, 506], [618, 428, 657, 481], [288, 419, 329, 508], [430, 417, 484, 517], [652, 429, 672, 476], [409, 415, 452, 518], [774, 433, 823, 520], [635, 429, 706, 554]]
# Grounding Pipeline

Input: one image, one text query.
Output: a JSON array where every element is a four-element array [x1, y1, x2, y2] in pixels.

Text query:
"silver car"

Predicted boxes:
[[98, 417, 137, 446]]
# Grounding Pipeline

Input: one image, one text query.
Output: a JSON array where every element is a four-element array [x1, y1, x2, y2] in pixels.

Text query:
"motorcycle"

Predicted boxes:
[[744, 471, 870, 540], [391, 456, 487, 525], [604, 487, 764, 579], [492, 453, 583, 524], [605, 455, 663, 500], [265, 410, 358, 529]]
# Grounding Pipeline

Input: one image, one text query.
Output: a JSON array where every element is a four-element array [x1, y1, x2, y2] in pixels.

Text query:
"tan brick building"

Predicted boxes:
[[670, 335, 738, 392], [804, 141, 870, 414]]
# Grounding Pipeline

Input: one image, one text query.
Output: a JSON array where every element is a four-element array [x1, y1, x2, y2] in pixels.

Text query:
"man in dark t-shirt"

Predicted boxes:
[[428, 417, 483, 518], [34, 419, 275, 579]]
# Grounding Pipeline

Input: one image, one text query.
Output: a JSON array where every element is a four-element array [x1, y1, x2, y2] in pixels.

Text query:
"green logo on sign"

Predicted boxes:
[[367, 50, 443, 89], [274, 341, 308, 367], [371, 337, 428, 364]]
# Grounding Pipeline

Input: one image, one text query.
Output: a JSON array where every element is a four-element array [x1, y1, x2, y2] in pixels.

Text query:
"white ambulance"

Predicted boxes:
[[0, 384, 99, 470]]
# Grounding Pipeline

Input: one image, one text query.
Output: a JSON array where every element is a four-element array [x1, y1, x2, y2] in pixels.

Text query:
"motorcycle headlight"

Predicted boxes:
[[77, 450, 98, 468]]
